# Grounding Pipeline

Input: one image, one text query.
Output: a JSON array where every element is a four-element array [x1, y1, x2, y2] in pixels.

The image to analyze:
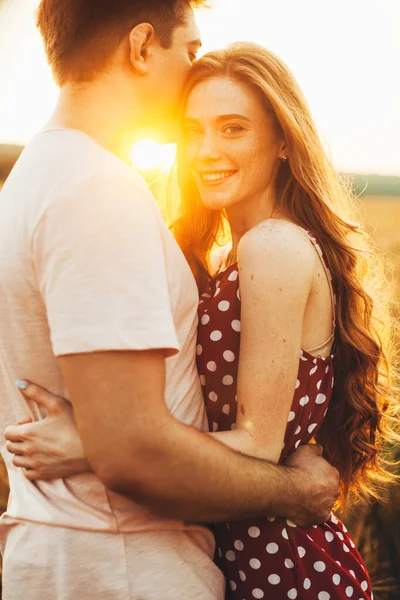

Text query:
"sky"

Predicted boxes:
[[0, 0, 399, 175]]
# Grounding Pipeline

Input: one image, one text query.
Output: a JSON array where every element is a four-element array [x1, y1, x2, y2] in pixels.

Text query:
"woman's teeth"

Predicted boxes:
[[201, 171, 235, 182]]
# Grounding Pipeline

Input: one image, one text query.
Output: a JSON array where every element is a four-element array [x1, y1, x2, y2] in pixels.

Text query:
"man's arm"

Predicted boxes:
[[29, 173, 339, 525], [59, 349, 339, 524]]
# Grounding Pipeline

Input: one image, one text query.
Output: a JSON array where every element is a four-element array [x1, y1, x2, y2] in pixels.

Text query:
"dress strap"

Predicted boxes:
[[299, 228, 336, 354]]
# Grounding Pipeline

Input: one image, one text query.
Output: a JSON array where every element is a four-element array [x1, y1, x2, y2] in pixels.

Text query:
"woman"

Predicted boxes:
[[6, 44, 398, 599]]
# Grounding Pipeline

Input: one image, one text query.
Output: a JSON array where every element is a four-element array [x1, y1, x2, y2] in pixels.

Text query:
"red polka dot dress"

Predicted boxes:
[[196, 234, 372, 600]]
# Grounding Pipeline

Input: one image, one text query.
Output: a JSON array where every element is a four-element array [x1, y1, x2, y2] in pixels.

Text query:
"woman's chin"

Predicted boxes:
[[199, 194, 234, 212]]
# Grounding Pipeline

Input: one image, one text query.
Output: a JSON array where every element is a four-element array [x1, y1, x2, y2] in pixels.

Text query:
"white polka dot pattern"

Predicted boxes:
[[222, 375, 234, 386], [210, 330, 222, 341], [304, 578, 311, 590], [249, 558, 261, 570], [248, 527, 261, 538], [285, 559, 294, 569], [234, 540, 244, 551], [196, 260, 372, 599], [223, 350, 235, 362], [231, 319, 241, 332], [200, 314, 210, 325], [314, 561, 327, 573], [268, 574, 281, 585], [297, 546, 306, 559], [218, 300, 230, 312]]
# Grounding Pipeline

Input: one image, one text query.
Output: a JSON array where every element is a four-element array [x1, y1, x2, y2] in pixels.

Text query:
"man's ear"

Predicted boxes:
[[128, 23, 155, 75]]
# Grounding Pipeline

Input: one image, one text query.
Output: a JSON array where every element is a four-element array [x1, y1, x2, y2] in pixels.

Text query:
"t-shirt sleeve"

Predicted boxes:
[[32, 174, 180, 357]]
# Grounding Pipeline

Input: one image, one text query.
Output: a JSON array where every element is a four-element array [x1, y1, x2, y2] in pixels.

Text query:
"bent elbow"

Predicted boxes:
[[88, 453, 144, 495], [93, 464, 129, 492], [90, 449, 166, 501]]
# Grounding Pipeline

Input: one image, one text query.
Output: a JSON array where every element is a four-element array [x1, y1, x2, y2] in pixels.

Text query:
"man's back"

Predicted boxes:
[[0, 129, 223, 599]]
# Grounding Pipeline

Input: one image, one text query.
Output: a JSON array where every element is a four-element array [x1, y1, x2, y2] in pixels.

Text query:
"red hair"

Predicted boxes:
[[172, 43, 399, 508]]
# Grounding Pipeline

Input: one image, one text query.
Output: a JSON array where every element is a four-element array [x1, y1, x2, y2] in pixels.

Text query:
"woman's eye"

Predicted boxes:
[[223, 125, 244, 135]]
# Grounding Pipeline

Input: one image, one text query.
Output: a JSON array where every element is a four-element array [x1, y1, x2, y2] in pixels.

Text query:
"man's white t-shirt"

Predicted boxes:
[[0, 129, 224, 599]]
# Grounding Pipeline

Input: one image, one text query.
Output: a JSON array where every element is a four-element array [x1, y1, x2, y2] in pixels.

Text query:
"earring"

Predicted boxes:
[[282, 154, 288, 162]]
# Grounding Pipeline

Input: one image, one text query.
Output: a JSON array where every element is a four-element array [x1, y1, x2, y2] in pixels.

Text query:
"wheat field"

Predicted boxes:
[[362, 196, 400, 298]]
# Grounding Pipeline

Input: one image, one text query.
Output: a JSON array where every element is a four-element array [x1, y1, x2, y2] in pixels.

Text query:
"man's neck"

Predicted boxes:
[[46, 78, 140, 164]]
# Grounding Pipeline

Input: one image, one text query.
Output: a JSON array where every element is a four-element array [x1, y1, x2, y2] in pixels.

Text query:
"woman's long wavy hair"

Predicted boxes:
[[171, 42, 399, 509]]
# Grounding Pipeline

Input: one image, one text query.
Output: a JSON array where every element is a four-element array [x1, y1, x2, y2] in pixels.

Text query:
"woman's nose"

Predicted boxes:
[[196, 131, 222, 161]]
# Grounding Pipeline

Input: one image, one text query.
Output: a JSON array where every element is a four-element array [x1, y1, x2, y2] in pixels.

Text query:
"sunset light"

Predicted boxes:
[[0, 0, 399, 176], [0, 1, 400, 596], [130, 140, 177, 172]]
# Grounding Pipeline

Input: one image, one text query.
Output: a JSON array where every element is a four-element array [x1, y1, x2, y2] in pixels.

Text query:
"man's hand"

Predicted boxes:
[[4, 382, 91, 481], [284, 444, 340, 526]]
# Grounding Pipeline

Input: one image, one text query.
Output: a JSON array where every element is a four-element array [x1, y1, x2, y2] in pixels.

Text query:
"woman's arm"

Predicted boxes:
[[211, 220, 316, 462], [5, 385, 92, 480]]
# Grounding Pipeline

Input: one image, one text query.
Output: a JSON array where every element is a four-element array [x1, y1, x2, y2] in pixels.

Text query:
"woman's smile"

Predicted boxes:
[[195, 169, 238, 186]]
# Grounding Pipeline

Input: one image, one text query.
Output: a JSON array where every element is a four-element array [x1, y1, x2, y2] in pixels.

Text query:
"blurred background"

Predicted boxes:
[[0, 0, 399, 597]]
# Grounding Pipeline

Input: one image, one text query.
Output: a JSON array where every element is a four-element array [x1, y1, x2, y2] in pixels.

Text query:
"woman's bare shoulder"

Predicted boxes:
[[238, 219, 316, 272]]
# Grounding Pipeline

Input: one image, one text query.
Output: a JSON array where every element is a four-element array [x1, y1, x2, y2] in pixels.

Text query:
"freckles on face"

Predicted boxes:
[[182, 76, 283, 210]]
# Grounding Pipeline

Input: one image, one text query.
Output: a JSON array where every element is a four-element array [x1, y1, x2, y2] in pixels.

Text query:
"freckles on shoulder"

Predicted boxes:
[[238, 219, 317, 282]]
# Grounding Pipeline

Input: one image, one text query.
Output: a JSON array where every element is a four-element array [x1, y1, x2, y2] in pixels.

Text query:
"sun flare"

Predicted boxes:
[[130, 139, 177, 172]]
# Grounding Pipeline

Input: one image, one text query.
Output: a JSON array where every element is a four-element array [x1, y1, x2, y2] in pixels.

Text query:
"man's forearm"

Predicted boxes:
[[59, 352, 335, 525], [102, 419, 303, 523]]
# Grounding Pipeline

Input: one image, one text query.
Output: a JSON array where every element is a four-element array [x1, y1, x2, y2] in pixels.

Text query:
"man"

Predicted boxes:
[[0, 1, 339, 598]]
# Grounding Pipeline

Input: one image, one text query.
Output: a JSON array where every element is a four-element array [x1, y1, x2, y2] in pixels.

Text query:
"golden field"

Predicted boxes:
[[362, 196, 400, 298]]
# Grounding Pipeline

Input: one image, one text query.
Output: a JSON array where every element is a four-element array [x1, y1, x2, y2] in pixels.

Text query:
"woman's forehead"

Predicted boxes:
[[184, 76, 264, 121]]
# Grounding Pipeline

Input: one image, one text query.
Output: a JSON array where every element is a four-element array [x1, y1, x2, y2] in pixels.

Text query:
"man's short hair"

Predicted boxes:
[[37, 0, 206, 85]]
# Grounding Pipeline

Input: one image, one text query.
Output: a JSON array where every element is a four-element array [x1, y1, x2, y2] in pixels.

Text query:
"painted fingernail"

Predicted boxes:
[[15, 379, 28, 390]]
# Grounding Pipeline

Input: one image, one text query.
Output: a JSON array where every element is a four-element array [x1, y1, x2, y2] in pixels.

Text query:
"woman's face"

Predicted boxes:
[[183, 76, 284, 212]]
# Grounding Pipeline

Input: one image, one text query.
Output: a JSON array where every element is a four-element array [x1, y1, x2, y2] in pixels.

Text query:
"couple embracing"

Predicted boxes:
[[0, 1, 396, 599]]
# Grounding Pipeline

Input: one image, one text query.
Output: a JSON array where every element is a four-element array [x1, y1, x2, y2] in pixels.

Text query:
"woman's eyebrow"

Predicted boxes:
[[183, 114, 251, 123], [215, 114, 251, 123]]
